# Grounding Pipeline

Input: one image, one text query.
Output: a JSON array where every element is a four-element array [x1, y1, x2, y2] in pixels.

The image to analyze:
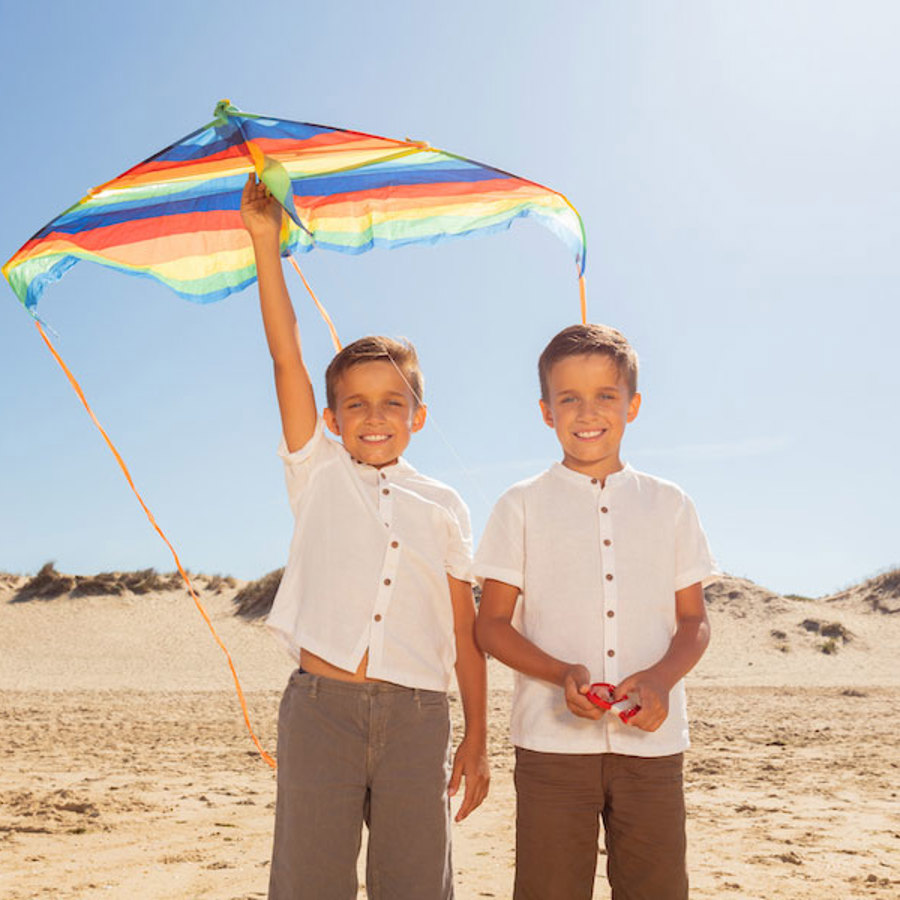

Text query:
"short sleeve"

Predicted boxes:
[[474, 489, 526, 589], [444, 494, 474, 583], [277, 418, 335, 516], [674, 492, 718, 591]]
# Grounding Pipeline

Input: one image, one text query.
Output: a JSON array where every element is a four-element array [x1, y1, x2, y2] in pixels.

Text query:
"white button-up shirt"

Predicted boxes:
[[474, 463, 716, 756], [267, 419, 473, 692]]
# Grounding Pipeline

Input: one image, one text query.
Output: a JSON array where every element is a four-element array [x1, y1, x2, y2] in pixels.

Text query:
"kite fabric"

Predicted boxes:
[[3, 100, 587, 316]]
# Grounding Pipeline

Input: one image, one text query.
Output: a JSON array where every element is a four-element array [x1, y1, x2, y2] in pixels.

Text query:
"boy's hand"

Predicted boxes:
[[564, 664, 604, 720], [240, 173, 283, 241], [615, 670, 669, 732], [448, 734, 490, 822]]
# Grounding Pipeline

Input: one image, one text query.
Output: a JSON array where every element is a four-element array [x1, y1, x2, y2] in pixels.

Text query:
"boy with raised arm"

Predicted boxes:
[[240, 175, 489, 900], [475, 323, 715, 900]]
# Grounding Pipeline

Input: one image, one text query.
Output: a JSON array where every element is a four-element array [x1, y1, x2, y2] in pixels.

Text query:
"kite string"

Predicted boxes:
[[34, 321, 276, 770], [287, 253, 342, 352]]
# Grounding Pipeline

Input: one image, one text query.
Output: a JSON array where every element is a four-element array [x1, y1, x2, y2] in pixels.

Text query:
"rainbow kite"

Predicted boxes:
[[4, 100, 587, 319], [2, 102, 588, 768]]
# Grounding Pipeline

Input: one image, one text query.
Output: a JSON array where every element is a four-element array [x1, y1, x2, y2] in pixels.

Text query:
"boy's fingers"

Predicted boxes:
[[454, 774, 488, 822], [628, 709, 661, 731], [568, 689, 598, 709], [568, 700, 603, 720], [613, 677, 636, 701], [447, 758, 463, 798]]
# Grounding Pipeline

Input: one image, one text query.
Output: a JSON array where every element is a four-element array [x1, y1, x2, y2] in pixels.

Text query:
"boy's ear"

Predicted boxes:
[[323, 407, 341, 436], [539, 398, 554, 428], [411, 403, 427, 433], [627, 392, 641, 423]]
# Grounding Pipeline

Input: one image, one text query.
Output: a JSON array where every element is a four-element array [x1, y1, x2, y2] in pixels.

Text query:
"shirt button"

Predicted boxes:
[[607, 649, 615, 658], [380, 472, 386, 479], [605, 573, 614, 581], [606, 610, 615, 618], [382, 488, 390, 495], [374, 614, 382, 622], [591, 478, 598, 485], [391, 541, 399, 549], [603, 539, 612, 546], [600, 506, 608, 514], [384, 578, 392, 586]]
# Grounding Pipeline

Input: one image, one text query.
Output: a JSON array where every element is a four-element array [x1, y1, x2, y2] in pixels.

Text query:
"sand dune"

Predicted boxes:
[[1, 568, 898, 899]]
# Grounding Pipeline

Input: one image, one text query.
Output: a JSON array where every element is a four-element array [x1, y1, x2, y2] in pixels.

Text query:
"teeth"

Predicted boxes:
[[361, 434, 390, 442], [576, 430, 605, 438]]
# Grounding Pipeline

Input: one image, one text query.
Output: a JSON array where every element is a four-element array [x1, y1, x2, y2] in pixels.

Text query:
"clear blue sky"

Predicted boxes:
[[1, 1, 897, 597]]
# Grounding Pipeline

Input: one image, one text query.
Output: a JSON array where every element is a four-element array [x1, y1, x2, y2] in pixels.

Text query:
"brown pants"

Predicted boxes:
[[268, 670, 454, 900], [514, 748, 688, 900]]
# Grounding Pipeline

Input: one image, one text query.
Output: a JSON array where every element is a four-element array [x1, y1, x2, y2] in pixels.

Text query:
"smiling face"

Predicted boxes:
[[539, 352, 641, 481], [323, 360, 426, 467]]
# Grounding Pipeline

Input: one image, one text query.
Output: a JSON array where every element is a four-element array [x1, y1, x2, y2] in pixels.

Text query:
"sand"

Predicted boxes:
[[1, 571, 898, 899]]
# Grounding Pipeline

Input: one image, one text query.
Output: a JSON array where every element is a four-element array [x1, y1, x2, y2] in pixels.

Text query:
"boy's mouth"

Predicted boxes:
[[360, 434, 392, 443], [574, 429, 606, 440]]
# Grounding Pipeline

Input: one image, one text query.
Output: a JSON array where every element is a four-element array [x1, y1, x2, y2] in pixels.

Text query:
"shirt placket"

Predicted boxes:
[[369, 470, 399, 662], [593, 478, 618, 684]]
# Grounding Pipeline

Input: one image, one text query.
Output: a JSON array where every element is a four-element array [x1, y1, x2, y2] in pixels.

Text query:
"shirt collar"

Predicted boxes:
[[351, 453, 416, 483], [550, 461, 635, 488]]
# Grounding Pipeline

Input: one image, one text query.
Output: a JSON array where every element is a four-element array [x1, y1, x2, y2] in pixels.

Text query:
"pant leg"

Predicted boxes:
[[364, 685, 453, 900], [513, 748, 605, 900], [602, 753, 688, 900], [268, 671, 368, 900]]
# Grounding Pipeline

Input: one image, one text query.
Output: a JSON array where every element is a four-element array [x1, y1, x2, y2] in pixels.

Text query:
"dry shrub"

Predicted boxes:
[[14, 563, 76, 601], [820, 622, 852, 643], [203, 574, 237, 594], [871, 568, 900, 594], [71, 569, 182, 597], [233, 569, 283, 619], [13, 564, 184, 602]]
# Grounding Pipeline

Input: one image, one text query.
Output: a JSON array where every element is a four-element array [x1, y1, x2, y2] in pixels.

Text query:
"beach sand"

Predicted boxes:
[[1, 572, 898, 899]]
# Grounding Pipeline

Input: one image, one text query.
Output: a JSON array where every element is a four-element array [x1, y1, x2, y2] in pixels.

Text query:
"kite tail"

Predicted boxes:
[[579, 274, 587, 324], [35, 322, 276, 770], [287, 254, 342, 352]]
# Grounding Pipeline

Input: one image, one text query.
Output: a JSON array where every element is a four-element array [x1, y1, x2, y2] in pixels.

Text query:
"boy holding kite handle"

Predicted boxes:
[[240, 175, 489, 900], [475, 324, 715, 900]]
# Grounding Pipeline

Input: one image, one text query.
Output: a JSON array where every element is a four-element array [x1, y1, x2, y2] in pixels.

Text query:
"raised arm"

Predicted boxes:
[[240, 175, 317, 452], [476, 579, 603, 721]]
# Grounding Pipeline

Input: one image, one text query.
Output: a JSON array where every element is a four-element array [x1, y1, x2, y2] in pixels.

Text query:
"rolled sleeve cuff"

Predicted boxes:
[[278, 417, 326, 464], [472, 565, 524, 590], [447, 560, 476, 584], [675, 565, 719, 592]]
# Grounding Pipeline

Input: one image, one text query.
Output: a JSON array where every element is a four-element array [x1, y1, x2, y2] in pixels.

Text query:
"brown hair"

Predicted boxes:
[[538, 324, 639, 400], [325, 336, 424, 410]]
